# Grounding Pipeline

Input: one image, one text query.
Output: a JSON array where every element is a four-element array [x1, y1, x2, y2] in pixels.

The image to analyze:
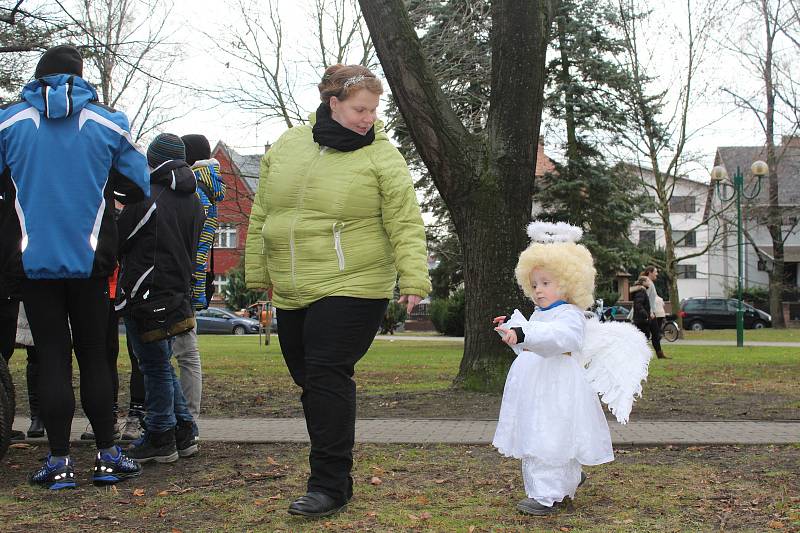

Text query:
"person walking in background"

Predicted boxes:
[[642, 266, 668, 359], [630, 276, 652, 339], [0, 45, 148, 488], [117, 134, 205, 463], [245, 64, 431, 517]]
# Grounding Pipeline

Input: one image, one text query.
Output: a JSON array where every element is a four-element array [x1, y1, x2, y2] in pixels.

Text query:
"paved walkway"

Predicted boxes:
[[376, 335, 800, 347], [14, 418, 799, 445]]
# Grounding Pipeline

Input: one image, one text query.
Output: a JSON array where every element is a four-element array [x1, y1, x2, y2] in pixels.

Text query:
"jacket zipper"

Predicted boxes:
[[333, 221, 345, 271]]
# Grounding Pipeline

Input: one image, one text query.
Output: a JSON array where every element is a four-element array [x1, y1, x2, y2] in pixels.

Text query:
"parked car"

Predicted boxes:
[[601, 305, 631, 322], [679, 297, 771, 331], [196, 307, 261, 335]]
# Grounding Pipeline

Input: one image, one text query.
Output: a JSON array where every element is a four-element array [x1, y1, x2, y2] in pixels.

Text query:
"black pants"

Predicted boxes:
[[0, 298, 18, 361], [649, 318, 662, 352], [128, 335, 146, 409], [277, 296, 387, 504], [22, 278, 115, 455]]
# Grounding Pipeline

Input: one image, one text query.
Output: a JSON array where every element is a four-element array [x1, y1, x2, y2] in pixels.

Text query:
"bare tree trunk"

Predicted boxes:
[[762, 0, 786, 327], [359, 0, 556, 390]]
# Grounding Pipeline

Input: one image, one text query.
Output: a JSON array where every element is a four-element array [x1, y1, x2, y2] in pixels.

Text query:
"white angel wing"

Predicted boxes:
[[498, 309, 529, 356], [577, 318, 653, 424]]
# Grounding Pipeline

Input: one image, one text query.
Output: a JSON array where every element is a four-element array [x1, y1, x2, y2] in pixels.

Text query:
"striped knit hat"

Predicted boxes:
[[147, 133, 185, 168]]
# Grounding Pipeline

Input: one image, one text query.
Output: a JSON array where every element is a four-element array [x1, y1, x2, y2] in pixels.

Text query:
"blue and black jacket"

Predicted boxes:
[[0, 74, 149, 293]]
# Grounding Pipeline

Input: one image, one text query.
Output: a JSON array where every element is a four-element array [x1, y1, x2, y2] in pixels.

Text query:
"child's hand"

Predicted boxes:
[[492, 315, 507, 325], [495, 326, 517, 346]]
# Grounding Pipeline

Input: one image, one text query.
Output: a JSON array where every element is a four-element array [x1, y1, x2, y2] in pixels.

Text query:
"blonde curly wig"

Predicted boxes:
[[514, 241, 596, 310]]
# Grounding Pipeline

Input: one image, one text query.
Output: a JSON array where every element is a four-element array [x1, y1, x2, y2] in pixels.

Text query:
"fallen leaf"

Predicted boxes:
[[10, 443, 32, 449], [366, 511, 377, 518], [370, 476, 383, 485], [417, 495, 430, 505], [157, 490, 170, 497], [158, 508, 168, 518], [171, 529, 183, 533], [268, 494, 282, 500], [408, 514, 419, 521], [434, 479, 448, 484], [768, 521, 785, 529], [253, 499, 269, 506], [133, 489, 145, 497], [266, 456, 279, 466], [419, 511, 432, 520], [469, 527, 476, 533], [560, 528, 572, 532]]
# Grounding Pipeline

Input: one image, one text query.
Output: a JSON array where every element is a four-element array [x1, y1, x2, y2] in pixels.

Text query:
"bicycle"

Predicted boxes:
[[661, 314, 680, 342]]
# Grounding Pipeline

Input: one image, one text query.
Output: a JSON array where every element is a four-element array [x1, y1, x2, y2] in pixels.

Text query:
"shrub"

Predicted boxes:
[[430, 289, 465, 336], [380, 301, 408, 335]]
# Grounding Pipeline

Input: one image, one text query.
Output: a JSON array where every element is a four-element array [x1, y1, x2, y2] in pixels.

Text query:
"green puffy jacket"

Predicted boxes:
[[245, 114, 431, 310]]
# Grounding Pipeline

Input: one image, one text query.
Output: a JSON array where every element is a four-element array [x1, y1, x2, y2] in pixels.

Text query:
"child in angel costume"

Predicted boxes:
[[492, 221, 652, 516]]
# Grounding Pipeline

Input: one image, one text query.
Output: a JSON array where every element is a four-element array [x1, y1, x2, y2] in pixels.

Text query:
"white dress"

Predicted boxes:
[[493, 303, 614, 467]]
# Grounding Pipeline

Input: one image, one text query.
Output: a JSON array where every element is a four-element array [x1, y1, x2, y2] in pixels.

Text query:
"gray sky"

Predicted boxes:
[[138, 0, 793, 182]]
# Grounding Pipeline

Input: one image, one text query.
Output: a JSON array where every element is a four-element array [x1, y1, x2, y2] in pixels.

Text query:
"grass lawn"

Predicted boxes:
[[683, 328, 800, 343], [6, 333, 799, 421], [0, 442, 798, 532]]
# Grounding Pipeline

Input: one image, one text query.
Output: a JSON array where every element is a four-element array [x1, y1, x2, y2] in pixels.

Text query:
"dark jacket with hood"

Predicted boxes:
[[0, 74, 149, 298], [115, 160, 205, 318], [630, 284, 651, 324]]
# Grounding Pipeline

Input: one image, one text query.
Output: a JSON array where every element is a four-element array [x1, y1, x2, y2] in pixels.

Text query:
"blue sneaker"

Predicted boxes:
[[30, 455, 76, 490], [92, 445, 143, 486]]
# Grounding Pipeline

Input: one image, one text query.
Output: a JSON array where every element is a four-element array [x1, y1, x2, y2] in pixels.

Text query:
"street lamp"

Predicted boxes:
[[710, 160, 769, 347]]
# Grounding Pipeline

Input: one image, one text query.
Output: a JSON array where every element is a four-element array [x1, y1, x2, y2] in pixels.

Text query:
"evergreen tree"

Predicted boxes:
[[536, 0, 645, 293]]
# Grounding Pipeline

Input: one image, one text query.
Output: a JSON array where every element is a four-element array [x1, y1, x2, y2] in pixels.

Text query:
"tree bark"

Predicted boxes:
[[359, 0, 556, 389], [761, 0, 786, 328]]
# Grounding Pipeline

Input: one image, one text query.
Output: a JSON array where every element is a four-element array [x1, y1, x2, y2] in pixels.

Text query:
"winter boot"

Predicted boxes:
[[126, 427, 178, 463]]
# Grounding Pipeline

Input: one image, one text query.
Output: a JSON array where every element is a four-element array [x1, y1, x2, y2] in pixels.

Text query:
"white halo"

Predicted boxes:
[[526, 221, 583, 243]]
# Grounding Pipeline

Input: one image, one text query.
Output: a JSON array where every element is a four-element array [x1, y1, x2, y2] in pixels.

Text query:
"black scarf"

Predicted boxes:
[[312, 103, 375, 152]]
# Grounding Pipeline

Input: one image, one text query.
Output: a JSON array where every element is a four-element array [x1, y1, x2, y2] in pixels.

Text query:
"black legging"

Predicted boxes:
[[277, 296, 387, 505], [22, 278, 116, 455], [107, 299, 120, 413]]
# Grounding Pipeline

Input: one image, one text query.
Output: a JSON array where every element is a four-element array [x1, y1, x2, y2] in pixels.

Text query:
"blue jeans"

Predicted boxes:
[[124, 317, 193, 433]]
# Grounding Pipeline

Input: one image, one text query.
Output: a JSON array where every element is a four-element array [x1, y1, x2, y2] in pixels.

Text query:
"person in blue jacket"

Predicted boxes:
[[0, 45, 149, 489]]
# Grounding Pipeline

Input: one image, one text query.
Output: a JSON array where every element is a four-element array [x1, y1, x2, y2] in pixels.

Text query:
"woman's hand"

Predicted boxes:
[[492, 315, 507, 325], [398, 294, 422, 314], [494, 326, 518, 346]]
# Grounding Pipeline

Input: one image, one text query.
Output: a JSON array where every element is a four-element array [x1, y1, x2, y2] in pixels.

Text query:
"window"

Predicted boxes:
[[638, 230, 656, 248], [213, 274, 229, 293], [673, 230, 696, 247], [215, 224, 237, 248], [670, 196, 695, 213], [676, 264, 697, 279]]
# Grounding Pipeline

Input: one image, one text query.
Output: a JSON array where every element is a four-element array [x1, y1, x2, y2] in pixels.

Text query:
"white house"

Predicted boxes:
[[627, 165, 714, 299], [706, 137, 800, 301]]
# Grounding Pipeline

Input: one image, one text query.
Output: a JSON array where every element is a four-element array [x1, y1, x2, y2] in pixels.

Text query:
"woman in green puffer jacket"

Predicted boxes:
[[245, 63, 431, 518]]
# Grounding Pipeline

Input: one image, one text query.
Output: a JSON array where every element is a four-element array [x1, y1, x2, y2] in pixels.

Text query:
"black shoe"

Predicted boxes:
[[175, 420, 198, 458], [10, 429, 25, 441], [288, 492, 347, 517], [27, 418, 45, 438], [579, 471, 587, 487], [126, 428, 178, 463]]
